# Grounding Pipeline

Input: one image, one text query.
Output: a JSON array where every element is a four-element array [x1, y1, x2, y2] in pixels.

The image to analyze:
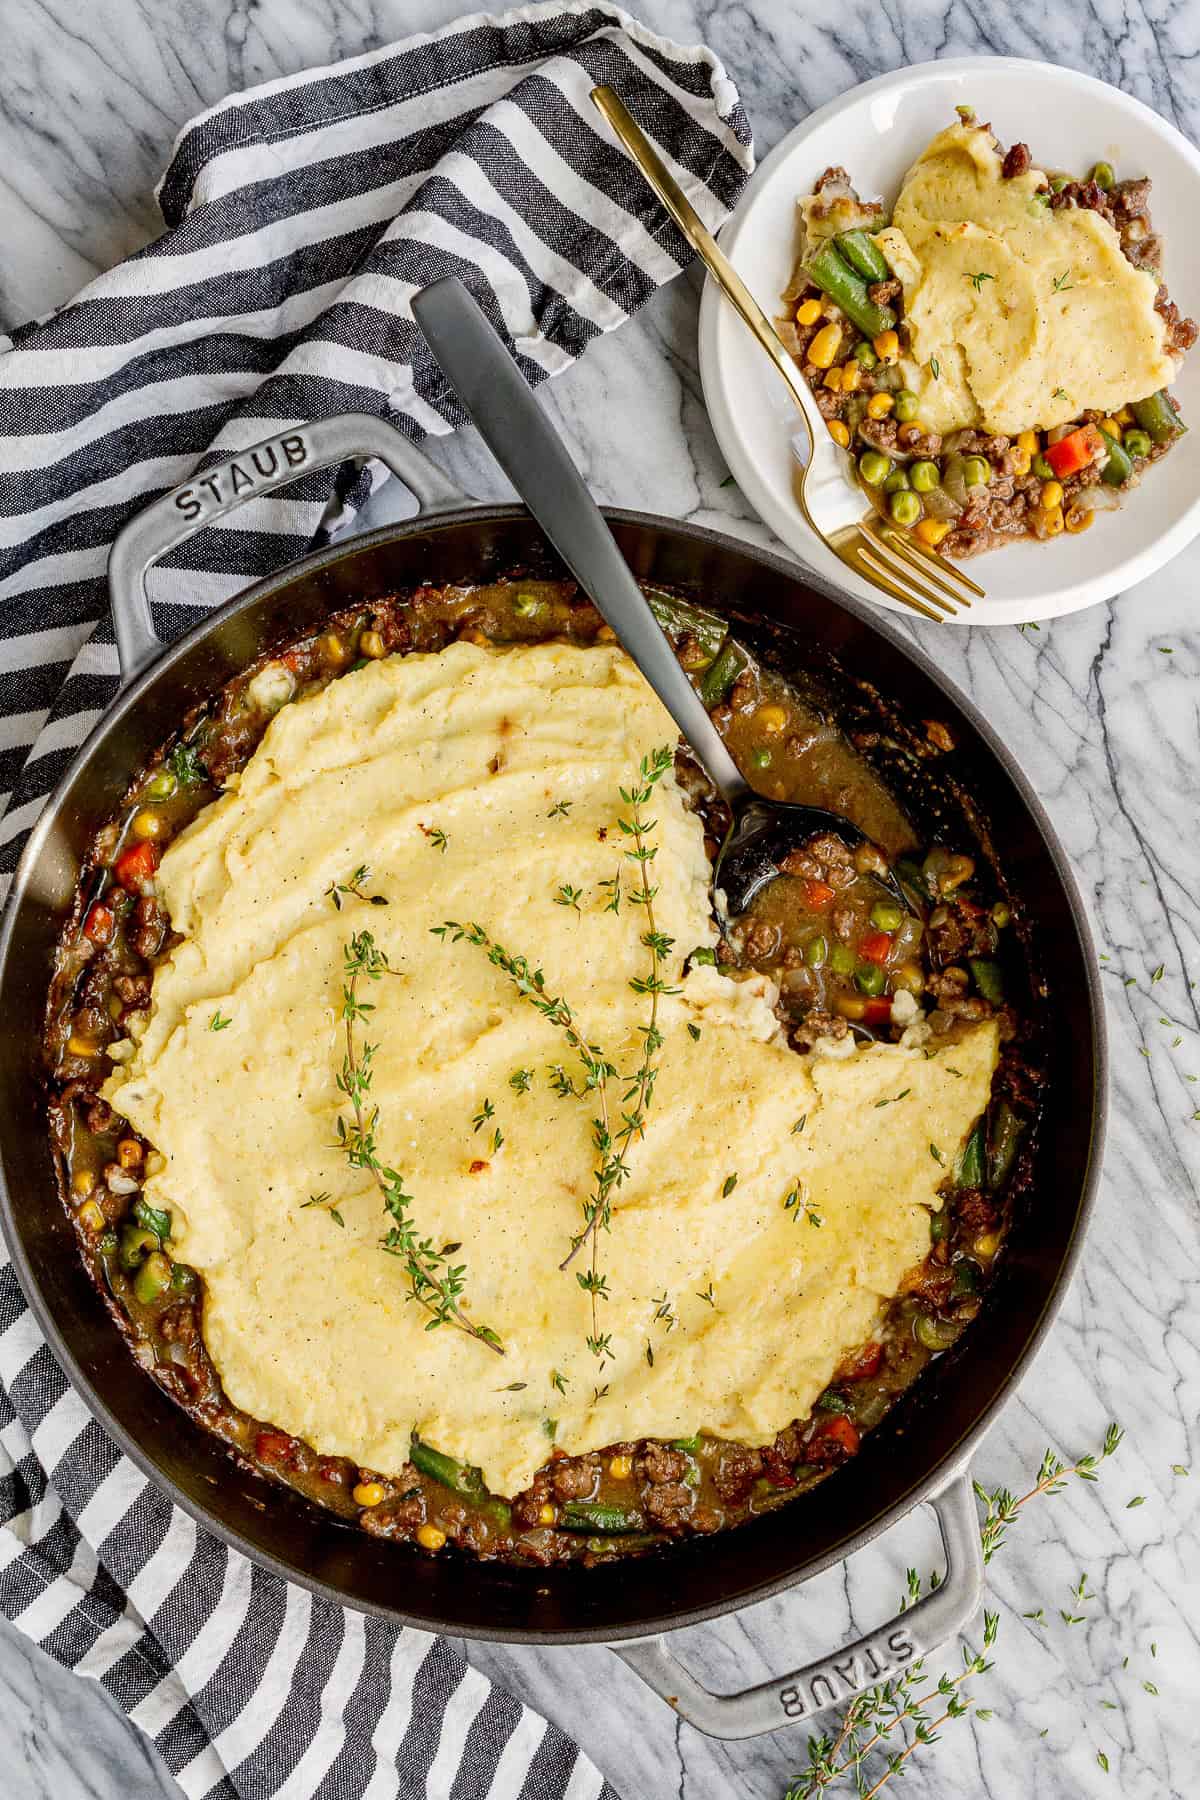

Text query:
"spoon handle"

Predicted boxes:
[[411, 276, 749, 808]]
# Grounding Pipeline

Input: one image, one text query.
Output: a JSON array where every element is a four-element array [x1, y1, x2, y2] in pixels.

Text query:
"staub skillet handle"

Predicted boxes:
[[613, 1471, 983, 1739], [107, 413, 470, 685]]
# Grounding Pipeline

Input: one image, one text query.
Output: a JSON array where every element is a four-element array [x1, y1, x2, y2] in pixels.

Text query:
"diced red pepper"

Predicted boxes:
[[836, 1341, 884, 1382], [254, 1430, 296, 1466], [81, 901, 114, 945], [1043, 424, 1106, 479], [811, 1412, 860, 1456], [801, 878, 837, 910], [863, 997, 894, 1027], [859, 930, 893, 965], [113, 840, 160, 890]]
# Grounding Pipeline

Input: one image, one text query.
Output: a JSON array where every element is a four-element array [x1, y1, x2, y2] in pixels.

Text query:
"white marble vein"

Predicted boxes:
[[2, 3, 1199, 1798]]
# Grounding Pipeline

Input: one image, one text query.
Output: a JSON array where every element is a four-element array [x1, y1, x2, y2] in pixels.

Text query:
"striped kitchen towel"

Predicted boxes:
[[0, 5, 752, 1797]]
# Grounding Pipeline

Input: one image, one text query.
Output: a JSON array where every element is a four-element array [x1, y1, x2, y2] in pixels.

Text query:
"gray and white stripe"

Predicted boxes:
[[0, 3, 750, 1795]]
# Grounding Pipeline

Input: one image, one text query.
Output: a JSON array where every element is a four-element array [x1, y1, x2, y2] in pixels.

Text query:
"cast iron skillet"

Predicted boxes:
[[0, 415, 1106, 1739]]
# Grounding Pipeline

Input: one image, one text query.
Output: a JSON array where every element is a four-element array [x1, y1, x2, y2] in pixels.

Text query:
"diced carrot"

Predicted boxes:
[[254, 1430, 295, 1466], [801, 878, 837, 910], [1043, 424, 1106, 479], [862, 997, 894, 1027], [812, 1412, 860, 1455], [113, 840, 159, 889], [837, 1341, 884, 1382], [81, 901, 114, 945], [859, 930, 893, 965]]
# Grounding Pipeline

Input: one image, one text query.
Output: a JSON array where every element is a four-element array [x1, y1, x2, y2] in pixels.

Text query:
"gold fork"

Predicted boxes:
[[591, 85, 984, 622]]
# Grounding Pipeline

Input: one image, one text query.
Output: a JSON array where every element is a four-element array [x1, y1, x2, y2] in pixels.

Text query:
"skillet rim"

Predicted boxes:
[[0, 503, 1107, 1645]]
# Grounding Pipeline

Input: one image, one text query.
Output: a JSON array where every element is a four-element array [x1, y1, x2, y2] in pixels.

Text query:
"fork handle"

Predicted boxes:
[[412, 277, 749, 806]]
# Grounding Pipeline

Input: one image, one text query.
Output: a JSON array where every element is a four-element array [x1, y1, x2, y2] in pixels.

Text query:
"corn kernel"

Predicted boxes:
[[1042, 505, 1065, 538], [915, 518, 951, 549], [66, 1034, 97, 1058], [834, 994, 867, 1021], [537, 1502, 557, 1525], [359, 630, 385, 659], [1100, 418, 1123, 441], [79, 1200, 106, 1233], [352, 1481, 386, 1508], [417, 1524, 447, 1552], [608, 1454, 633, 1480], [131, 808, 168, 841], [894, 961, 925, 995], [1039, 480, 1064, 510], [974, 1230, 1002, 1259], [873, 329, 900, 363], [807, 322, 843, 369], [795, 297, 822, 326], [839, 361, 862, 394], [828, 419, 851, 448], [755, 703, 789, 736], [1115, 405, 1134, 426], [1064, 506, 1094, 534], [320, 631, 349, 666], [117, 1138, 143, 1170], [72, 1168, 95, 1197], [823, 364, 843, 392], [1016, 429, 1040, 455], [1008, 447, 1031, 476], [866, 392, 895, 420]]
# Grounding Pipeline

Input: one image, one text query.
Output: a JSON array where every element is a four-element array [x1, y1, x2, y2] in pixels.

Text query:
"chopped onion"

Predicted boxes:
[[1070, 482, 1121, 512], [941, 454, 970, 511], [923, 483, 963, 521]]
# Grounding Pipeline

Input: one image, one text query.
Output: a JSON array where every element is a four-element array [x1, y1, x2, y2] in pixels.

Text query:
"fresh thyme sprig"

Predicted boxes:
[[561, 745, 678, 1277], [336, 929, 502, 1354], [325, 863, 388, 910], [782, 1423, 1124, 1797]]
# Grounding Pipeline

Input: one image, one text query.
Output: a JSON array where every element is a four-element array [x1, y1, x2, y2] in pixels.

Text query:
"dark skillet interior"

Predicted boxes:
[[0, 510, 1102, 1643]]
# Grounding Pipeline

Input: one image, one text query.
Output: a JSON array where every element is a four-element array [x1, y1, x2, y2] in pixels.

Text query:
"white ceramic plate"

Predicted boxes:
[[698, 57, 1200, 624]]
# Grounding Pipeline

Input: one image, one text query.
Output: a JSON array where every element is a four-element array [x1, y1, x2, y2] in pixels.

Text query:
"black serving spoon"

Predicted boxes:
[[412, 277, 898, 917]]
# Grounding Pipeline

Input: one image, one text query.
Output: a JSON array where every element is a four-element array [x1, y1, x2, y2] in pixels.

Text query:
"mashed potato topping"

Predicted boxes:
[[876, 120, 1175, 437], [105, 641, 997, 1495]]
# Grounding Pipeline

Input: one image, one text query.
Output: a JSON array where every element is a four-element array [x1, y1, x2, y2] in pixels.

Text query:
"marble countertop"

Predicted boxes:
[[2, 3, 1197, 1798]]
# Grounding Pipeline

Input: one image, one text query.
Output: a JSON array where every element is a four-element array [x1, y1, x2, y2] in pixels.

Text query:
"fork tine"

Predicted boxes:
[[866, 521, 973, 610], [881, 521, 985, 601], [857, 535, 966, 619], [850, 540, 944, 621]]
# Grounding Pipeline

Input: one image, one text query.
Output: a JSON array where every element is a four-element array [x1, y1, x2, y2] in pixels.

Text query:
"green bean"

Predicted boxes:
[[893, 390, 919, 424], [915, 1312, 961, 1351], [858, 450, 891, 488], [910, 460, 941, 493], [987, 1100, 1025, 1190], [807, 241, 897, 340], [1100, 434, 1134, 486], [410, 1437, 486, 1497], [133, 1196, 171, 1242], [1123, 428, 1152, 459], [1089, 161, 1115, 191], [835, 229, 891, 284], [133, 1251, 172, 1305], [805, 934, 829, 968], [815, 1387, 852, 1415], [889, 490, 922, 528], [670, 1433, 703, 1453], [1131, 389, 1184, 444], [646, 590, 729, 663], [854, 961, 887, 996], [968, 957, 1005, 1003], [560, 1502, 645, 1534], [118, 1225, 159, 1273], [870, 901, 904, 931], [583, 1532, 662, 1555], [956, 1122, 986, 1189], [698, 640, 747, 708]]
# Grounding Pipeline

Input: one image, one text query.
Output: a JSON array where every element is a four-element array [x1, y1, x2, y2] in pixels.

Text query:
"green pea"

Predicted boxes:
[[805, 934, 828, 968], [170, 1263, 196, 1293], [1049, 173, 1070, 193], [883, 468, 911, 494], [144, 770, 177, 801], [893, 389, 920, 424], [133, 1251, 172, 1305], [858, 450, 891, 487], [889, 489, 923, 528], [1090, 161, 1115, 191], [830, 943, 856, 975], [853, 340, 879, 370], [963, 455, 991, 487], [991, 902, 1011, 929], [512, 591, 540, 617], [910, 459, 941, 492], [1123, 428, 1152, 458], [854, 960, 887, 995], [751, 747, 772, 770], [118, 1225, 159, 1273], [869, 901, 904, 931], [915, 1312, 961, 1351], [1032, 453, 1055, 480]]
